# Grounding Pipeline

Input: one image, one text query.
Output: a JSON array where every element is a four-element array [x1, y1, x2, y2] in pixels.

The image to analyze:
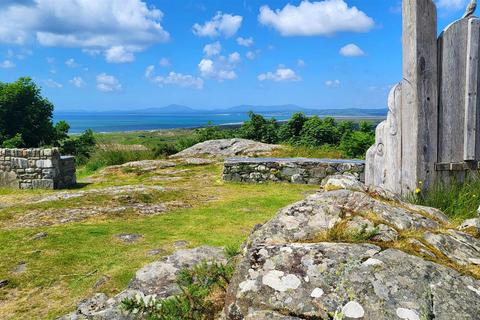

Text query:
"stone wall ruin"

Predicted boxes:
[[0, 148, 76, 189], [223, 158, 365, 184]]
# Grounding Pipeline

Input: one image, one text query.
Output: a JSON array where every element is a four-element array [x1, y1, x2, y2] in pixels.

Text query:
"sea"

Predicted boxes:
[[53, 112, 293, 134], [53, 111, 387, 134]]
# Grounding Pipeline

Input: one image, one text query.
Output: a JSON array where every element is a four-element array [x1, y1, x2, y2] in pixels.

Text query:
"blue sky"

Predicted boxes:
[[0, 0, 472, 111]]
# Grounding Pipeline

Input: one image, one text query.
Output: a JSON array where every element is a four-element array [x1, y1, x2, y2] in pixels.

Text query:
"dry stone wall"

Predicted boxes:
[[0, 148, 76, 189], [223, 158, 365, 184]]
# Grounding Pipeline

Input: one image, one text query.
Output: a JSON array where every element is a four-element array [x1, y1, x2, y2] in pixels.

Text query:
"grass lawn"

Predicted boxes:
[[0, 162, 317, 319]]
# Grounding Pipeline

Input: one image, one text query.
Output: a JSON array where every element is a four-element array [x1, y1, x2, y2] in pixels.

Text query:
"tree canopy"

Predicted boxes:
[[0, 77, 61, 147]]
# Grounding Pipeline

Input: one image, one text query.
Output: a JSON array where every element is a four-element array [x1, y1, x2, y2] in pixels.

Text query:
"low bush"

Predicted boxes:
[[60, 129, 97, 164], [1, 133, 24, 148], [236, 112, 376, 159], [152, 142, 179, 158], [83, 149, 154, 173], [122, 260, 235, 320]]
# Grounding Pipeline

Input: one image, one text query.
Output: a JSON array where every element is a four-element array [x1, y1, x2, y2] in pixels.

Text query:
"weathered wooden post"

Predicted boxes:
[[401, 0, 438, 194]]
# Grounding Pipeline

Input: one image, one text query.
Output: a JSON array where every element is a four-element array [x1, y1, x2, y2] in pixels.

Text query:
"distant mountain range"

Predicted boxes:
[[69, 104, 387, 117]]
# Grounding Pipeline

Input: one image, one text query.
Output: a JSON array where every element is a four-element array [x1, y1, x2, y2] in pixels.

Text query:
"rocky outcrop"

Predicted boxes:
[[224, 175, 480, 319], [60, 246, 226, 320], [170, 139, 282, 159]]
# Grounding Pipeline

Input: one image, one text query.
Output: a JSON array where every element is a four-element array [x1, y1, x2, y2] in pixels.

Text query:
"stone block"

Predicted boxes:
[[11, 157, 28, 169], [32, 179, 54, 189], [0, 171, 18, 188], [36, 159, 53, 168], [223, 158, 365, 185]]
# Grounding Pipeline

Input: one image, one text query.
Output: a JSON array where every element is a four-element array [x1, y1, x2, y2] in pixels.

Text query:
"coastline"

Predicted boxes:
[[71, 115, 387, 135]]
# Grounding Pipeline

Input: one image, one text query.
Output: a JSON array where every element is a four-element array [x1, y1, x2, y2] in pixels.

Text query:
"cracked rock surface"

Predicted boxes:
[[170, 138, 282, 159], [60, 246, 226, 320], [224, 175, 480, 320]]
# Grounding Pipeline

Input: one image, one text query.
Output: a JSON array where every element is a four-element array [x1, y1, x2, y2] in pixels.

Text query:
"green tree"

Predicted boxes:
[[60, 129, 96, 164], [0, 77, 56, 147], [1, 133, 24, 148], [337, 120, 354, 137], [240, 112, 279, 143], [339, 131, 375, 158], [299, 116, 340, 147], [358, 121, 374, 133], [53, 120, 70, 145], [278, 112, 307, 143]]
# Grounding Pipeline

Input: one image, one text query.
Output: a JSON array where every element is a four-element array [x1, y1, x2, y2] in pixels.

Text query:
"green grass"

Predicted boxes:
[[81, 149, 156, 175], [94, 129, 197, 148], [0, 162, 317, 319], [407, 175, 480, 223], [0, 129, 354, 319]]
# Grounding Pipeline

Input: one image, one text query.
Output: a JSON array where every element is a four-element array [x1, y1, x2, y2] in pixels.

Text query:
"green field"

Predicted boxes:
[[0, 131, 321, 319]]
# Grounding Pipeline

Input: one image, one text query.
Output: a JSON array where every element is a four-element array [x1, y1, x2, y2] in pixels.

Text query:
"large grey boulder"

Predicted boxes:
[[224, 175, 480, 319], [60, 246, 226, 320], [170, 139, 282, 159]]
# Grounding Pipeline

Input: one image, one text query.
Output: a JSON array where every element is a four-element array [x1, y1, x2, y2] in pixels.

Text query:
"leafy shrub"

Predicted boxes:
[[83, 149, 154, 173], [195, 124, 231, 142], [278, 112, 307, 143], [122, 261, 234, 320], [1, 133, 24, 148], [0, 77, 55, 147], [298, 116, 340, 147], [60, 129, 96, 164], [152, 142, 179, 158], [339, 131, 375, 158], [240, 111, 279, 144]]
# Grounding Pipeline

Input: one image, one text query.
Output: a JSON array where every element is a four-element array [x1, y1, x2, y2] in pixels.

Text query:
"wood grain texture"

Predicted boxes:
[[401, 0, 438, 195], [384, 83, 403, 194], [438, 19, 469, 164], [464, 18, 480, 160]]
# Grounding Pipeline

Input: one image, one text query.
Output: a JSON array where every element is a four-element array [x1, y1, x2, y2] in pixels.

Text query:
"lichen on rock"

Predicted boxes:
[[223, 175, 480, 319]]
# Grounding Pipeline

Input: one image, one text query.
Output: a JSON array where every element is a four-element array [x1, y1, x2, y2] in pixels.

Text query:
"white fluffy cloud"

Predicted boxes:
[[339, 43, 365, 57], [236, 36, 254, 47], [246, 51, 256, 60], [0, 60, 15, 68], [69, 76, 86, 88], [325, 79, 340, 87], [203, 42, 222, 56], [151, 72, 204, 90], [258, 0, 374, 36], [44, 78, 63, 88], [105, 46, 136, 63], [145, 65, 155, 78], [437, 0, 467, 9], [258, 67, 301, 82], [96, 73, 121, 92], [198, 43, 241, 81], [159, 57, 171, 67], [198, 58, 237, 81], [0, 0, 170, 62], [145, 65, 203, 89], [193, 12, 243, 38], [229, 52, 241, 63], [65, 58, 79, 68], [297, 59, 306, 67]]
